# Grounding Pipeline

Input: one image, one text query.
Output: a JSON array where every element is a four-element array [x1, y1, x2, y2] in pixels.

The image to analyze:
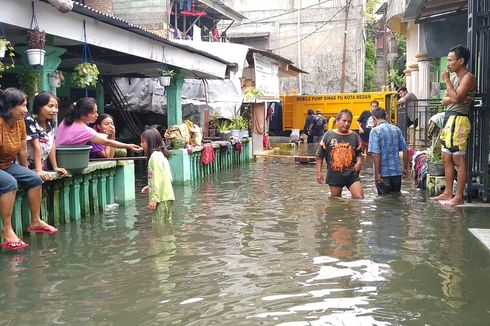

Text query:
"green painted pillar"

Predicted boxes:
[[17, 45, 67, 95], [114, 161, 136, 205], [96, 82, 104, 114], [168, 149, 191, 184], [166, 73, 185, 126]]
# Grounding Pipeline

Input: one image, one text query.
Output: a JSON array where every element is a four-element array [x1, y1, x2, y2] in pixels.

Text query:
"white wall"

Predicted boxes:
[[220, 0, 365, 94]]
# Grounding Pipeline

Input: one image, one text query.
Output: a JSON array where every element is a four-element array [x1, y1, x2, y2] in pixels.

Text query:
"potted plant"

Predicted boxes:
[[426, 137, 444, 176], [49, 70, 65, 88], [159, 69, 175, 86], [18, 70, 41, 99], [71, 62, 100, 88], [217, 121, 231, 141], [208, 112, 220, 137], [26, 27, 46, 66]]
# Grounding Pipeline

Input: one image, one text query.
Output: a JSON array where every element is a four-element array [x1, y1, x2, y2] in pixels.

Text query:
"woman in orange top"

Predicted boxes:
[[0, 88, 58, 251]]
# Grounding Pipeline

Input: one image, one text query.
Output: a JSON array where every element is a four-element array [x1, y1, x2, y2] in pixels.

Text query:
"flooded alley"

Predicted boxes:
[[1, 157, 490, 326]]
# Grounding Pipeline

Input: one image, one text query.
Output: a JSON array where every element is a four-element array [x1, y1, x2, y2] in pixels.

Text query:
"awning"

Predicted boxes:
[[403, 0, 467, 23], [0, 0, 231, 79], [196, 0, 246, 22]]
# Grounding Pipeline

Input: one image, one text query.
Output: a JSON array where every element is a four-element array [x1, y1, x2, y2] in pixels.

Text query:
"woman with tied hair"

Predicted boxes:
[[25, 91, 68, 181], [0, 88, 58, 251], [55, 97, 142, 154]]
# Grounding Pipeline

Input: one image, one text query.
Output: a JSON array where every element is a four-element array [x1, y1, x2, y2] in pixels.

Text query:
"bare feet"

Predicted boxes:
[[431, 192, 452, 201], [1, 229, 24, 246], [28, 219, 58, 234], [441, 196, 464, 207]]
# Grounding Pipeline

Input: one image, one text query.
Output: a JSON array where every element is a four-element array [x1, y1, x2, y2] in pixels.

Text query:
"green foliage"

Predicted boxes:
[[363, 0, 379, 92], [364, 40, 375, 92], [0, 38, 16, 89], [160, 69, 176, 78], [243, 88, 264, 103], [230, 115, 249, 130], [18, 70, 41, 99], [387, 35, 407, 89], [217, 121, 230, 132], [208, 112, 221, 129], [71, 62, 99, 88], [387, 68, 405, 89]]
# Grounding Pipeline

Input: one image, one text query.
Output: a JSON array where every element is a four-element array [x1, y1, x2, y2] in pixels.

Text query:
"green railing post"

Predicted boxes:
[[52, 181, 62, 225], [90, 174, 99, 214], [106, 169, 115, 204], [80, 174, 91, 217], [98, 170, 108, 209], [69, 176, 82, 221], [61, 178, 72, 223]]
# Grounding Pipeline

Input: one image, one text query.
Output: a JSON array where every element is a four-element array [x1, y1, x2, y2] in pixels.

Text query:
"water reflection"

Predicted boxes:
[[1, 157, 490, 325]]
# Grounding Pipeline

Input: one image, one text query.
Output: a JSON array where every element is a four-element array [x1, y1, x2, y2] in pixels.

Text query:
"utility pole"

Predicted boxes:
[[340, 0, 351, 93], [297, 0, 302, 94]]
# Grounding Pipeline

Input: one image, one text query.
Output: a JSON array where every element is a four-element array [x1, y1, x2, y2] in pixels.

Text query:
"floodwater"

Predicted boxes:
[[2, 145, 490, 326]]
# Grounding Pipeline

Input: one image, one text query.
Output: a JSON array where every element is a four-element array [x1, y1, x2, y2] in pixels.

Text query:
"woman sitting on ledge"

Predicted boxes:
[[89, 113, 116, 159], [25, 92, 68, 181], [0, 88, 58, 251], [55, 97, 142, 155]]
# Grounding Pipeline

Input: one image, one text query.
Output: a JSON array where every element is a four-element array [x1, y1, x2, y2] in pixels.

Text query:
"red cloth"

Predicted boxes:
[[201, 144, 215, 165], [234, 142, 242, 153]]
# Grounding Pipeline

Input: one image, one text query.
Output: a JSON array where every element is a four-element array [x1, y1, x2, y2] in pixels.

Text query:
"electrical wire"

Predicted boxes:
[[233, 0, 336, 26], [270, 3, 348, 51]]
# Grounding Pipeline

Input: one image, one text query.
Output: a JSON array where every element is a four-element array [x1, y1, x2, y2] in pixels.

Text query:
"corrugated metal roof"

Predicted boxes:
[[45, 1, 232, 66]]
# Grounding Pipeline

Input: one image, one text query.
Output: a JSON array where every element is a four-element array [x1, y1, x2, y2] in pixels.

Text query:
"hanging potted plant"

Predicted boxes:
[[159, 69, 175, 86], [48, 70, 65, 88], [0, 38, 14, 59], [0, 39, 15, 89], [26, 27, 46, 66], [71, 62, 100, 88]]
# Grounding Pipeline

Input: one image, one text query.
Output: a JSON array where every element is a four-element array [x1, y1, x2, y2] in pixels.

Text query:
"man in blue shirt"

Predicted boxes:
[[368, 108, 409, 195]]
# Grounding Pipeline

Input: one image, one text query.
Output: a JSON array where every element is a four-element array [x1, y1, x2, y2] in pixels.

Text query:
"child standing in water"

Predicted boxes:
[[140, 128, 175, 220]]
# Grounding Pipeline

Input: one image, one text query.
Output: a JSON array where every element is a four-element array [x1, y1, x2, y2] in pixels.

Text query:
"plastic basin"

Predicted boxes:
[[56, 145, 92, 173]]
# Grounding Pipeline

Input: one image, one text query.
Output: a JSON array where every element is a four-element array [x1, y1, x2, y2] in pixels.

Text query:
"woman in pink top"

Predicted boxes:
[[56, 98, 142, 153]]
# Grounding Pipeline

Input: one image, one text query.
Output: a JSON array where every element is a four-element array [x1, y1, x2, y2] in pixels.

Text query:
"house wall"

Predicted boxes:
[[84, 0, 113, 14], [110, 0, 170, 37], [219, 0, 365, 94]]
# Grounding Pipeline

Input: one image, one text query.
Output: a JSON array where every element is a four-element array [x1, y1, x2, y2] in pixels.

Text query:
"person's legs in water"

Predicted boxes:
[[431, 152, 455, 201], [329, 186, 343, 197], [441, 154, 466, 207], [348, 181, 364, 199]]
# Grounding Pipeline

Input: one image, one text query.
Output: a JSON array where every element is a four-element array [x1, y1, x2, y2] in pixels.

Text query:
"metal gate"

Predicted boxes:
[[467, 0, 490, 201]]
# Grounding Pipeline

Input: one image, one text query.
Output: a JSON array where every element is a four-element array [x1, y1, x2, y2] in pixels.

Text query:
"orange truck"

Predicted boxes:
[[281, 90, 397, 132]]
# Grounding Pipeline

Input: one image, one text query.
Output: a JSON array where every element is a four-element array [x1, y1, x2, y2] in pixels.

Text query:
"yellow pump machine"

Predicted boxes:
[[281, 90, 398, 132]]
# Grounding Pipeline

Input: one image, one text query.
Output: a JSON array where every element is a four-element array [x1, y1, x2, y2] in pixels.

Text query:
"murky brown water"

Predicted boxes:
[[1, 147, 490, 325]]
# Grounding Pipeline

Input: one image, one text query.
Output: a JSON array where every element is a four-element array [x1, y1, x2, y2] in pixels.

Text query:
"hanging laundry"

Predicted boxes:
[[179, 0, 192, 12], [201, 144, 215, 165]]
